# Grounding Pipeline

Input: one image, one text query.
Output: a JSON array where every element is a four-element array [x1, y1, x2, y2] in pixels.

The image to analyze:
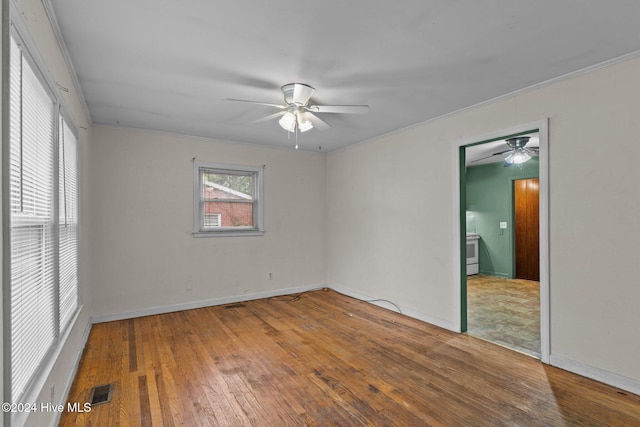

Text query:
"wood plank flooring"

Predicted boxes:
[[59, 290, 640, 426]]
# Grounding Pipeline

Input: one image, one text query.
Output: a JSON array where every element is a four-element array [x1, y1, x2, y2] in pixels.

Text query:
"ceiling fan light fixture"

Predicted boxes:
[[504, 136, 533, 165], [297, 114, 313, 132], [505, 136, 531, 150], [278, 111, 296, 132], [504, 148, 532, 165], [227, 83, 369, 146]]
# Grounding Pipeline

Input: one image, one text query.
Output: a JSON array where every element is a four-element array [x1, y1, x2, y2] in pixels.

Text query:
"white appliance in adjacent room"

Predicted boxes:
[[466, 233, 480, 275]]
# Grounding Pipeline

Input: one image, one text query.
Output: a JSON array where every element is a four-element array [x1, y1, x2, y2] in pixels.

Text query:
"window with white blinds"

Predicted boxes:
[[7, 30, 80, 402], [59, 116, 79, 332]]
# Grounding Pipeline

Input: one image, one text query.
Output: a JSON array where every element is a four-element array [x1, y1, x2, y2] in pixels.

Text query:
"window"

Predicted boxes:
[[6, 29, 80, 402], [193, 162, 264, 237], [58, 116, 79, 331]]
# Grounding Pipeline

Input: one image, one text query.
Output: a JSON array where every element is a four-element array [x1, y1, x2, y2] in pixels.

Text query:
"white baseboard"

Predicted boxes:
[[91, 284, 326, 324], [550, 354, 640, 396], [329, 284, 456, 332]]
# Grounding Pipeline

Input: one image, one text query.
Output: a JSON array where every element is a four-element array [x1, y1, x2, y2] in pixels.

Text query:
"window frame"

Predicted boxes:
[[193, 162, 264, 237], [3, 12, 81, 416]]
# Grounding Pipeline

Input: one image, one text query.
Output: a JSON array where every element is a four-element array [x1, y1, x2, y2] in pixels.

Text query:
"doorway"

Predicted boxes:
[[456, 121, 549, 362]]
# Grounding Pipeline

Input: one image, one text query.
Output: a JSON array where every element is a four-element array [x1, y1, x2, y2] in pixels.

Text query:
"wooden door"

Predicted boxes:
[[514, 178, 540, 281]]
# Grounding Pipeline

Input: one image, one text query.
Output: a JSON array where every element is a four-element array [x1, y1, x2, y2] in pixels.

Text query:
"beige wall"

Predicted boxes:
[[327, 56, 640, 386], [89, 125, 327, 318]]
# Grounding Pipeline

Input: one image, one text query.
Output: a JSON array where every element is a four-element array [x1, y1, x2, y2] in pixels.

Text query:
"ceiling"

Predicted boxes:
[[48, 1, 640, 152]]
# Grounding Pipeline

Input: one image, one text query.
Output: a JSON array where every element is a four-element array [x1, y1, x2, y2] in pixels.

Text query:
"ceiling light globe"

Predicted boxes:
[[298, 118, 313, 133], [279, 112, 296, 132], [505, 149, 532, 165]]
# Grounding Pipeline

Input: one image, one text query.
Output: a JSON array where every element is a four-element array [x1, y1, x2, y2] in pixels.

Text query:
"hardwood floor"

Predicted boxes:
[[60, 290, 640, 426], [467, 275, 540, 357]]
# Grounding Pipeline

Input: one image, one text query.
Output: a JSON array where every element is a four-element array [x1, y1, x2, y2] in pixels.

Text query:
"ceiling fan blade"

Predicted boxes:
[[306, 105, 370, 114], [305, 112, 331, 131], [250, 111, 285, 124], [469, 150, 510, 164], [225, 98, 285, 109], [470, 154, 497, 164], [292, 83, 315, 106]]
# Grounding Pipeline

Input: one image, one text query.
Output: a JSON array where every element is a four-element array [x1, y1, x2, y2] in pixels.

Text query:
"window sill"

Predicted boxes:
[[193, 230, 265, 238]]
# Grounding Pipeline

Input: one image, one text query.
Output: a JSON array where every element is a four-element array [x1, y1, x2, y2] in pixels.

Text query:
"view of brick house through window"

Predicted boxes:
[[203, 172, 254, 228]]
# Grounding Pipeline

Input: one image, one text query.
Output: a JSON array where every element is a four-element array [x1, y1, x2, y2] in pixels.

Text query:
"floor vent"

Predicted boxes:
[[89, 383, 113, 406]]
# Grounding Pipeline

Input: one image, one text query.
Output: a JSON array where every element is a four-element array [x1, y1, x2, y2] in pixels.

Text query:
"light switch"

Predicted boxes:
[[499, 222, 508, 229]]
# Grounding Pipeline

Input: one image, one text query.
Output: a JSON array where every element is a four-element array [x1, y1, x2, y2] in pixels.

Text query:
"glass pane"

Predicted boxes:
[[9, 35, 58, 400], [11, 224, 56, 399], [467, 243, 475, 258], [202, 171, 254, 198], [204, 201, 254, 227], [9, 35, 23, 213], [59, 224, 78, 331], [58, 118, 79, 331]]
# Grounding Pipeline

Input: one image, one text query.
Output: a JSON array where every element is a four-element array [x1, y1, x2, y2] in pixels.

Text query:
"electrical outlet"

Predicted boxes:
[[499, 222, 508, 229], [185, 280, 193, 291]]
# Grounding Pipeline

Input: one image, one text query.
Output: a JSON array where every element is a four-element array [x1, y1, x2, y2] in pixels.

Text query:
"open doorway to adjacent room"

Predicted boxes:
[[458, 122, 549, 361]]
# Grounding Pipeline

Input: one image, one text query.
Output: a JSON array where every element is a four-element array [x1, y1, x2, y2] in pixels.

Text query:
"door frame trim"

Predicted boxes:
[[453, 119, 550, 363]]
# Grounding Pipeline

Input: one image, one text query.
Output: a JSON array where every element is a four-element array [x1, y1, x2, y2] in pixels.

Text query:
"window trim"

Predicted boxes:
[[3, 9, 81, 419], [193, 161, 264, 237]]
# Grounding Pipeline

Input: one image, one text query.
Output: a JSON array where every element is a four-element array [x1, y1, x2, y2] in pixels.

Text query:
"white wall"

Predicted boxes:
[[327, 56, 640, 389], [89, 125, 327, 319]]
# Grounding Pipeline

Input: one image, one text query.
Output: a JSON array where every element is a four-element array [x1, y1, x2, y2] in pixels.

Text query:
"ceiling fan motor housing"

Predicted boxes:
[[506, 136, 530, 149], [282, 83, 315, 105]]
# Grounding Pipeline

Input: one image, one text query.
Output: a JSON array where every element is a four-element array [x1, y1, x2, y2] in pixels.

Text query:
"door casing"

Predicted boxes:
[[453, 119, 550, 363]]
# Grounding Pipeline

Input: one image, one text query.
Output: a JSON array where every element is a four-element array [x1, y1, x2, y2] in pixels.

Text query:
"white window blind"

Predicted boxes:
[[9, 32, 57, 401], [7, 31, 79, 402], [59, 117, 79, 332]]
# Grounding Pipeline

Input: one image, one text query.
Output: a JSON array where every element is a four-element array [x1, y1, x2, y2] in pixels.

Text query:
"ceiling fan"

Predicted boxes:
[[226, 83, 369, 136], [471, 137, 539, 166]]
